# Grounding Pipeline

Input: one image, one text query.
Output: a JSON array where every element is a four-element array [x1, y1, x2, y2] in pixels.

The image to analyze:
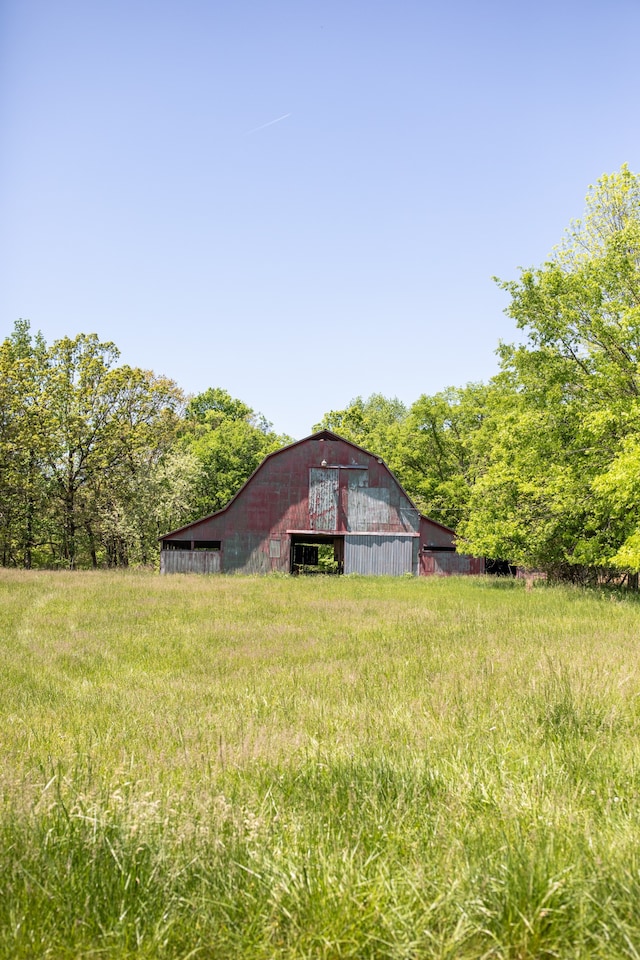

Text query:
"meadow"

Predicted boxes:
[[2, 570, 640, 958]]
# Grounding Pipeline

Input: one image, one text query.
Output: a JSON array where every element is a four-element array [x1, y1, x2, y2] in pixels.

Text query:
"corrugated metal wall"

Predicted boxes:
[[347, 485, 391, 530], [161, 550, 221, 574], [398, 505, 421, 533], [344, 535, 416, 575], [223, 533, 272, 573]]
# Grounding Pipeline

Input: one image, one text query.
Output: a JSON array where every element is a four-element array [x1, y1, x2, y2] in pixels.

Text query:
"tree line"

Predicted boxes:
[[0, 330, 288, 569], [3, 166, 640, 580]]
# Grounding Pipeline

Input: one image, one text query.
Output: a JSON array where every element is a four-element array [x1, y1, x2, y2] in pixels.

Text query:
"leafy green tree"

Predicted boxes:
[[0, 321, 50, 566], [40, 335, 184, 567], [80, 364, 187, 566], [184, 387, 254, 428], [461, 166, 640, 579], [0, 323, 185, 568], [394, 383, 491, 529], [91, 447, 204, 565], [459, 376, 597, 575]]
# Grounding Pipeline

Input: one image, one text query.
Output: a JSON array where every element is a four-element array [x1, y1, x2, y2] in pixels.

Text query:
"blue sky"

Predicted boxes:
[[2, 0, 639, 438]]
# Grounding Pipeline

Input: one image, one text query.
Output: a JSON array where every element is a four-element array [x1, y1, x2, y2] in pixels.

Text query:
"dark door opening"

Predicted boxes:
[[290, 534, 344, 575]]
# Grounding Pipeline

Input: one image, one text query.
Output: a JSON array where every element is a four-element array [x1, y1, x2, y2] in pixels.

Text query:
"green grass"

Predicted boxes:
[[2, 570, 640, 957]]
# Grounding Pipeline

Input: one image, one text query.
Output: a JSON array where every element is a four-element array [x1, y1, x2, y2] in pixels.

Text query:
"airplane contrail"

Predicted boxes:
[[244, 113, 291, 135]]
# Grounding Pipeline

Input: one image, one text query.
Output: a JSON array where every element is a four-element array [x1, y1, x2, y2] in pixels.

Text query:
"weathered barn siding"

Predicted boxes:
[[161, 550, 221, 574], [420, 552, 485, 576], [347, 475, 389, 530], [344, 534, 417, 575], [222, 532, 272, 573], [160, 431, 482, 576], [419, 516, 458, 548], [309, 468, 339, 530]]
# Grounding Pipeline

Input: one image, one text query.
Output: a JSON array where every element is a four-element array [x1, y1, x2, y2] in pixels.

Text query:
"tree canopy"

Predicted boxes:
[[460, 165, 640, 580]]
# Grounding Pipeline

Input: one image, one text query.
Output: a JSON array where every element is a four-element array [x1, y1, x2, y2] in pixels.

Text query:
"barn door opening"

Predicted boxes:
[[290, 534, 344, 575]]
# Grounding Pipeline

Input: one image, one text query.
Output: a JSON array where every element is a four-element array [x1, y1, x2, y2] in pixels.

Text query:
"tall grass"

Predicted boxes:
[[2, 570, 640, 956]]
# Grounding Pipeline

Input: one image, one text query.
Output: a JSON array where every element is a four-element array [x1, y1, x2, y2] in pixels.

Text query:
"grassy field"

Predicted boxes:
[[2, 570, 640, 958]]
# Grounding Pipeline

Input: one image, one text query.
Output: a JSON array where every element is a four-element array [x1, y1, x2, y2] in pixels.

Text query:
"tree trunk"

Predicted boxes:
[[85, 520, 98, 569], [65, 474, 76, 568]]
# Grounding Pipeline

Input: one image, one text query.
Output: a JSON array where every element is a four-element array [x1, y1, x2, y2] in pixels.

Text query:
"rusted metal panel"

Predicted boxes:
[[346, 470, 392, 530], [420, 552, 485, 576], [398, 504, 420, 533], [309, 468, 339, 530], [344, 534, 415, 576], [419, 516, 457, 548], [161, 550, 221, 574], [223, 533, 271, 573], [347, 468, 368, 492], [347, 487, 391, 530]]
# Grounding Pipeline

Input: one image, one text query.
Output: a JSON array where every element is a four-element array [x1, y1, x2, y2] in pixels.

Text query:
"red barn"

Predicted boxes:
[[160, 430, 484, 576]]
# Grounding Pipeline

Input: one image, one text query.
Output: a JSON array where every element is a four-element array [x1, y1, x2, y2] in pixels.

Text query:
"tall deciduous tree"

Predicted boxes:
[[461, 166, 640, 579], [41, 334, 184, 567], [395, 383, 491, 529], [0, 321, 49, 566], [0, 323, 185, 568]]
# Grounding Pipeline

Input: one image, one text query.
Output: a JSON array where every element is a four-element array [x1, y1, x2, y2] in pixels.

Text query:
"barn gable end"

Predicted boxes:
[[160, 431, 483, 576]]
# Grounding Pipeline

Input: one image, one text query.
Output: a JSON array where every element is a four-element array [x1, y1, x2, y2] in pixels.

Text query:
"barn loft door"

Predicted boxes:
[[309, 468, 339, 530]]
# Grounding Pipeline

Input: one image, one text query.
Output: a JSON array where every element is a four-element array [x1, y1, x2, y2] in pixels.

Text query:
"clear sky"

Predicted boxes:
[[2, 0, 639, 438]]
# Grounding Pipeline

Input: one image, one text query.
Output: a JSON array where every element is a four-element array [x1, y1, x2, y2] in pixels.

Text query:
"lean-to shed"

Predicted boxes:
[[160, 430, 484, 576]]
